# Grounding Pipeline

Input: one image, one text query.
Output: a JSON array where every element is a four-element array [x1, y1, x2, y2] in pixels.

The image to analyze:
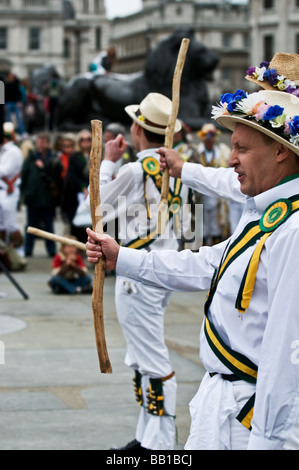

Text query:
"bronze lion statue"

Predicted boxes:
[[55, 29, 219, 131]]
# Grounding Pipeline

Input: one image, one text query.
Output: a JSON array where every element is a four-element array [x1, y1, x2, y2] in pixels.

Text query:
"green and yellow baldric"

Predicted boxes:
[[204, 193, 299, 430], [124, 156, 183, 250]]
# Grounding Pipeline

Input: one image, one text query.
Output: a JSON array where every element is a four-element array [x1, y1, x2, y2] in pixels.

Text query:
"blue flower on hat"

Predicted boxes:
[[263, 68, 279, 86], [262, 105, 284, 121], [289, 116, 299, 136], [221, 89, 247, 113]]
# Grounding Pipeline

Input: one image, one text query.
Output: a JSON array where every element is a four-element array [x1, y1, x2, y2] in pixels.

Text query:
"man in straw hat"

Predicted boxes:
[[86, 92, 190, 450], [148, 53, 299, 235], [86, 88, 299, 450]]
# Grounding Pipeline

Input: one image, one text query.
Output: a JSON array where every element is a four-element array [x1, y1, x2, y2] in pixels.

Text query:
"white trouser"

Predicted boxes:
[[0, 187, 20, 233], [185, 372, 299, 450], [115, 276, 176, 449]]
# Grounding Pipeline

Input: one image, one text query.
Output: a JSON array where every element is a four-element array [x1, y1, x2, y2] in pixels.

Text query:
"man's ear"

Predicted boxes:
[[276, 143, 291, 163]]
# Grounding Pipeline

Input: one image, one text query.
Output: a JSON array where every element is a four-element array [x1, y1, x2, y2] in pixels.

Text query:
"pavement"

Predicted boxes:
[[0, 210, 207, 451]]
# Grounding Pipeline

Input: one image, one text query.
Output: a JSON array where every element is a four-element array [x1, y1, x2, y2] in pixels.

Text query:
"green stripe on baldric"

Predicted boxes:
[[204, 317, 257, 383], [236, 393, 256, 431]]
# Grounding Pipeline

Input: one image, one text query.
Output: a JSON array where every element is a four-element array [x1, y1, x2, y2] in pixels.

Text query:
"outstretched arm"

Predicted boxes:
[[86, 227, 225, 292]]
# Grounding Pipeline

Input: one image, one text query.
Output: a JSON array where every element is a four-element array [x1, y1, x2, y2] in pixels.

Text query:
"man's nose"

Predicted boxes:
[[228, 149, 238, 168]]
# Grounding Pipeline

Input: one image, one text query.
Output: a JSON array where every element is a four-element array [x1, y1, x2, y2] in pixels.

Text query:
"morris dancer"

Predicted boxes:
[[86, 88, 299, 450], [86, 93, 190, 450], [0, 122, 23, 255]]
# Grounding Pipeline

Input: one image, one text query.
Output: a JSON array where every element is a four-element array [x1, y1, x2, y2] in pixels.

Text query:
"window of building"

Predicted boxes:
[[263, 0, 274, 9], [83, 0, 89, 13], [95, 27, 101, 50], [0, 27, 7, 49], [223, 33, 232, 48], [244, 33, 250, 50], [63, 38, 71, 59], [264, 35, 274, 61], [296, 33, 299, 53], [23, 0, 48, 5], [29, 27, 40, 50], [222, 67, 231, 82], [94, 0, 103, 13]]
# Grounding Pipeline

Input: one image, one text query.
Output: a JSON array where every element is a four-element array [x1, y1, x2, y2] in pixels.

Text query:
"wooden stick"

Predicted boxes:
[[89, 119, 112, 374], [27, 226, 86, 251], [157, 37, 190, 234]]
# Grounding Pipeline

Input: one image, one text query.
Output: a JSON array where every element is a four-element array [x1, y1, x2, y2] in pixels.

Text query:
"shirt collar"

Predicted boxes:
[[137, 148, 160, 162], [253, 174, 299, 214]]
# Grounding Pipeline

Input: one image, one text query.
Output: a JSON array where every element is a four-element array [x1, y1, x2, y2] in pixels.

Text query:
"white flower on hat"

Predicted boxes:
[[256, 66, 267, 81], [290, 134, 299, 146], [235, 92, 264, 116], [211, 103, 228, 119]]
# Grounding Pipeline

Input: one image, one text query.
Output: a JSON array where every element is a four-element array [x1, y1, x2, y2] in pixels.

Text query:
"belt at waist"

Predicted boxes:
[[209, 372, 241, 382], [161, 371, 175, 382]]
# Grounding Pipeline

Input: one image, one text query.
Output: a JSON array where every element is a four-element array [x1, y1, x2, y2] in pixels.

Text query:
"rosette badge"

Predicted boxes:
[[211, 89, 299, 156]]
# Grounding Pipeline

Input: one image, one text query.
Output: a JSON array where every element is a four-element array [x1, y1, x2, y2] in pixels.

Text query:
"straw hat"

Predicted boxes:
[[3, 121, 15, 140], [245, 53, 299, 92], [125, 93, 182, 135], [197, 123, 221, 140], [213, 90, 299, 156]]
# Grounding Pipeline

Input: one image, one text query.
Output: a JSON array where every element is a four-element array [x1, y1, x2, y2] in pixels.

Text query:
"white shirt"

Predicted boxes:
[[0, 141, 23, 189], [96, 148, 191, 251], [116, 176, 299, 450]]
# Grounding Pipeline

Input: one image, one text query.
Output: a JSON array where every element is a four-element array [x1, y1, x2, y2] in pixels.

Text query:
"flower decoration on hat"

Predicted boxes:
[[197, 123, 221, 140], [211, 89, 299, 150], [246, 61, 299, 97], [138, 115, 146, 123]]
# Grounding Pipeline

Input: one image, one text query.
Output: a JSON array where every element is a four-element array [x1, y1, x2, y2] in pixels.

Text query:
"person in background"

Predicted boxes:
[[58, 133, 77, 231], [173, 120, 199, 163], [21, 132, 61, 257], [4, 72, 25, 136], [62, 129, 91, 242], [59, 133, 77, 181], [193, 123, 231, 245], [48, 236, 92, 295], [0, 122, 24, 257], [90, 47, 117, 76]]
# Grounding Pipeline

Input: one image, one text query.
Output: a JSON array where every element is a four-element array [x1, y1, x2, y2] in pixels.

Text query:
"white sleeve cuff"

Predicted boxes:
[[247, 432, 284, 450], [116, 247, 145, 280]]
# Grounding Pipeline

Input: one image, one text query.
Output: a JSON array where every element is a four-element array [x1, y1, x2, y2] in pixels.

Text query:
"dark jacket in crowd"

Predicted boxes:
[[5, 77, 22, 103], [21, 150, 62, 209]]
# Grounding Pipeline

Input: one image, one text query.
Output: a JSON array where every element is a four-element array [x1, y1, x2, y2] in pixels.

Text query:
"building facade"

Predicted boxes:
[[0, 0, 109, 80], [250, 0, 299, 72], [1, 0, 299, 100]]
